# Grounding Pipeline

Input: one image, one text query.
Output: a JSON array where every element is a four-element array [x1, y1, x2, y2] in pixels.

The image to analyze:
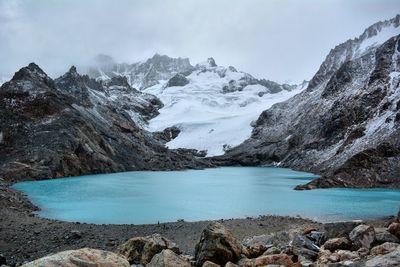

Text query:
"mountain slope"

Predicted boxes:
[[223, 15, 400, 189], [0, 64, 211, 182]]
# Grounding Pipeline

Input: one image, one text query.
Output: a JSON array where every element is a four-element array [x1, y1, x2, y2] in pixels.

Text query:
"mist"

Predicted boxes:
[[1, 0, 399, 83]]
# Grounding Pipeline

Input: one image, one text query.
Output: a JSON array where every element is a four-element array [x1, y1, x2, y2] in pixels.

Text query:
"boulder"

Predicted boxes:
[[237, 254, 294, 267], [371, 242, 400, 256], [322, 237, 351, 252], [324, 221, 362, 239], [375, 227, 400, 244], [366, 247, 400, 267], [224, 262, 238, 267], [337, 250, 360, 261], [147, 249, 191, 267], [262, 246, 281, 256], [201, 260, 220, 267], [291, 235, 320, 252], [118, 233, 180, 265], [388, 222, 400, 239], [21, 248, 129, 267], [305, 231, 326, 246], [349, 224, 375, 249], [195, 222, 242, 267]]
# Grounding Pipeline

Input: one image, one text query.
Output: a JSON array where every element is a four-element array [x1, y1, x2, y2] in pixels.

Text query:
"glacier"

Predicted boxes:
[[145, 60, 307, 156]]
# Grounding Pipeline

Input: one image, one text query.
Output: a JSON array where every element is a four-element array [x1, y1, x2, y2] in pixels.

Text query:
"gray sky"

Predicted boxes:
[[1, 0, 399, 83]]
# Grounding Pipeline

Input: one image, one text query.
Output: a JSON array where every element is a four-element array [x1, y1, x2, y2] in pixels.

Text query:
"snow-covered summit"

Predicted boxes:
[[145, 58, 306, 156], [309, 14, 400, 89], [87, 53, 193, 90]]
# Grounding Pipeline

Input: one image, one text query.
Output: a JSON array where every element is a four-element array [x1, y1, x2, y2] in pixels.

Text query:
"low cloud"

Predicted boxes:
[[0, 0, 399, 83]]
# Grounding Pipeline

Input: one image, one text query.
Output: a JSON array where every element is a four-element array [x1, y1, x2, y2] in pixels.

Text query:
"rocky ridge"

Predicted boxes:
[[0, 63, 211, 183], [222, 15, 400, 189]]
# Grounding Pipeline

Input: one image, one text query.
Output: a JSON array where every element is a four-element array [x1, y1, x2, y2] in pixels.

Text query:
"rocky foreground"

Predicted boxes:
[[2, 214, 400, 267]]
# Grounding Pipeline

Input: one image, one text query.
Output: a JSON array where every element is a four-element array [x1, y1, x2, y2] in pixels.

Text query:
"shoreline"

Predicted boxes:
[[1, 182, 395, 266]]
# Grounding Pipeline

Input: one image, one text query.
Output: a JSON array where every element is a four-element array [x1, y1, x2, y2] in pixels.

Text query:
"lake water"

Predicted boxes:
[[13, 167, 400, 224]]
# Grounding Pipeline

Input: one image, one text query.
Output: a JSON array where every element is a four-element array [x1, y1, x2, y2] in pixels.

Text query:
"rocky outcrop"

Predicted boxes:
[[21, 248, 130, 267], [222, 15, 400, 189], [194, 222, 242, 267], [0, 63, 212, 183], [118, 233, 180, 265], [166, 73, 190, 87], [153, 126, 181, 144]]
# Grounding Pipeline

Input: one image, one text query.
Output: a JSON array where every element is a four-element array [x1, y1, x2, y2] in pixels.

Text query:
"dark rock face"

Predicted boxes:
[[221, 17, 400, 189], [153, 126, 181, 144], [166, 74, 190, 87], [0, 64, 212, 183]]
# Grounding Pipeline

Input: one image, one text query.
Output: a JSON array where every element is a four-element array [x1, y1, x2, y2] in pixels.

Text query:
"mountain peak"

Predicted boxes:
[[207, 57, 217, 67], [11, 62, 51, 83]]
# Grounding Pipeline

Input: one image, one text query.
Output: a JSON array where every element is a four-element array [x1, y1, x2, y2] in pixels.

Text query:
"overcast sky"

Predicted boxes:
[[0, 0, 399, 83]]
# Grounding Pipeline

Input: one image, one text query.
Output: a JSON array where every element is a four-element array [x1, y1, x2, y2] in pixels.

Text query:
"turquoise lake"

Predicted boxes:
[[13, 167, 400, 224]]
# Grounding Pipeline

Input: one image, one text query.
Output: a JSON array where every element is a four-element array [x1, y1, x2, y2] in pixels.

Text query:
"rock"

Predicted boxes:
[[388, 222, 400, 239], [324, 221, 363, 239], [195, 222, 242, 267], [147, 249, 191, 267], [302, 227, 317, 235], [201, 260, 221, 267], [337, 250, 360, 261], [371, 242, 400, 255], [365, 247, 400, 266], [298, 255, 314, 266], [322, 237, 351, 252], [290, 234, 320, 262], [166, 74, 190, 87], [349, 224, 375, 249], [243, 244, 267, 259], [291, 235, 320, 252], [242, 231, 290, 249], [262, 247, 281, 256], [305, 231, 326, 246], [119, 233, 180, 265], [0, 254, 6, 266], [237, 254, 294, 267], [375, 227, 400, 244], [69, 230, 82, 239], [224, 262, 238, 267], [317, 249, 340, 265], [21, 248, 129, 267]]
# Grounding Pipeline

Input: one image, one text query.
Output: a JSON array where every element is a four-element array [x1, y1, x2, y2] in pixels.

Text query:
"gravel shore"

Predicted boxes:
[[0, 183, 391, 266]]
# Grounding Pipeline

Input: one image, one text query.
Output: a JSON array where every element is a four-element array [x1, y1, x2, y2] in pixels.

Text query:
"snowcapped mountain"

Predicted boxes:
[[87, 53, 192, 90], [224, 15, 400, 189], [88, 55, 306, 156]]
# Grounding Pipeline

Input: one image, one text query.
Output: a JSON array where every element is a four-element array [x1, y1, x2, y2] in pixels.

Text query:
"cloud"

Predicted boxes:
[[0, 0, 399, 83]]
